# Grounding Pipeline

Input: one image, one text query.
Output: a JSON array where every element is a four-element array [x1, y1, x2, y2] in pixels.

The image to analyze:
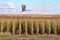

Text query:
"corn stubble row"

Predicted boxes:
[[0, 18, 60, 35]]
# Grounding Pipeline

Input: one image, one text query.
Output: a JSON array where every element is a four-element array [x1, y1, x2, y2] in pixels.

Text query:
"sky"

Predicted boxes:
[[0, 0, 60, 14]]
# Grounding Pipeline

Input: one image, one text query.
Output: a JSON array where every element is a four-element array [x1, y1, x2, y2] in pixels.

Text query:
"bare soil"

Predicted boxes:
[[0, 34, 60, 40]]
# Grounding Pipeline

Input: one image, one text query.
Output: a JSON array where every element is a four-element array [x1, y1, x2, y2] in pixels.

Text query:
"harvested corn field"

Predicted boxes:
[[0, 14, 60, 40]]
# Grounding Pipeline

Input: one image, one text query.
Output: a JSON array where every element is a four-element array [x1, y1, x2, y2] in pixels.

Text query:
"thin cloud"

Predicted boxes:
[[3, 2, 15, 8], [0, 2, 19, 13], [27, 3, 60, 14], [30, 3, 54, 11], [45, 3, 53, 7]]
